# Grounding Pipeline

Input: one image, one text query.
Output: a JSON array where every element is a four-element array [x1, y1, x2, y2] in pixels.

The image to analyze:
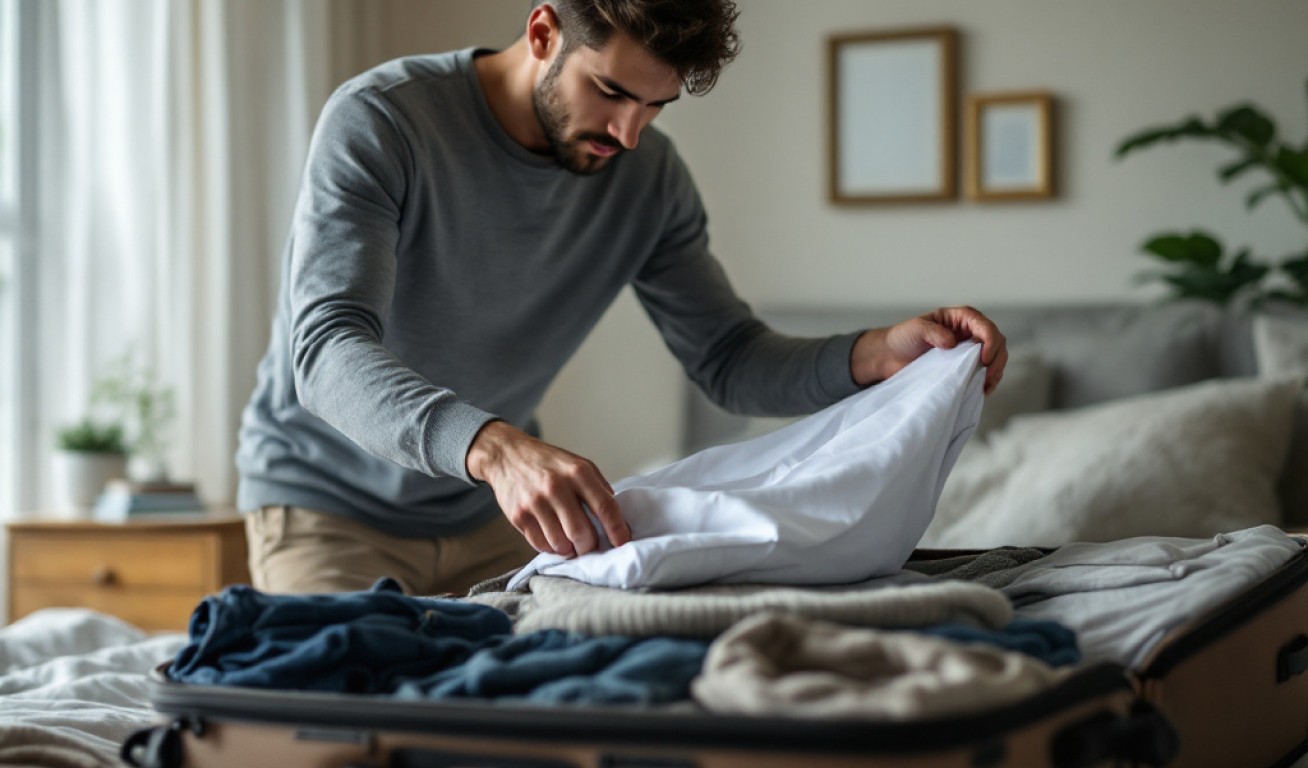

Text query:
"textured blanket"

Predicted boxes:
[[478, 572, 1013, 638]]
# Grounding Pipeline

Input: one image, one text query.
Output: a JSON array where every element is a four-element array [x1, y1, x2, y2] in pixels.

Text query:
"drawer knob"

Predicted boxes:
[[92, 566, 118, 586]]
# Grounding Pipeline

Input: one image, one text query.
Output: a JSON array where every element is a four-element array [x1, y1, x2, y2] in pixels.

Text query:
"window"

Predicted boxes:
[[0, 0, 18, 516], [0, 0, 35, 517]]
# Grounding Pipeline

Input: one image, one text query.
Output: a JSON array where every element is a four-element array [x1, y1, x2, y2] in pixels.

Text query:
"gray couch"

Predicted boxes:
[[682, 301, 1308, 532]]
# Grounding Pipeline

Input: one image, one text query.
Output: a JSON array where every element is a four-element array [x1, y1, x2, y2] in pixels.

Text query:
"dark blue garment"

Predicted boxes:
[[396, 630, 708, 705], [917, 619, 1080, 667], [169, 579, 709, 706], [169, 578, 512, 693]]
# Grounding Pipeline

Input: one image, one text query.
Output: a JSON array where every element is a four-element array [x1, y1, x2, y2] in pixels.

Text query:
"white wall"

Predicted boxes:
[[360, 0, 1308, 479]]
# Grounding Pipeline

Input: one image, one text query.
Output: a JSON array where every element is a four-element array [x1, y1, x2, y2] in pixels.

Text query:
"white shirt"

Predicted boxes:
[[509, 343, 986, 590]]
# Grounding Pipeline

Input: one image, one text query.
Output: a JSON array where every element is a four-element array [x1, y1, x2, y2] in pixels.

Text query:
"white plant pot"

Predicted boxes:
[[51, 450, 127, 518]]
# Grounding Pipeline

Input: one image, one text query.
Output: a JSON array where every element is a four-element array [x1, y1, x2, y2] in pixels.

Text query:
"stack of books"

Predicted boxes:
[[93, 479, 205, 521]]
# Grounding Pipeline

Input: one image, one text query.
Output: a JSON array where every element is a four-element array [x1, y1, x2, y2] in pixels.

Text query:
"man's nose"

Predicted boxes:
[[608, 104, 643, 151]]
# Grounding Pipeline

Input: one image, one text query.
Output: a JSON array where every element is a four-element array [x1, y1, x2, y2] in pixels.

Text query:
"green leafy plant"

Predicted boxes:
[[55, 419, 126, 454], [1115, 80, 1308, 306], [1132, 230, 1270, 304]]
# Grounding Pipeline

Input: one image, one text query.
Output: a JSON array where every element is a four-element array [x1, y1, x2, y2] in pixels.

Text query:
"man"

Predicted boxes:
[[236, 0, 1008, 596]]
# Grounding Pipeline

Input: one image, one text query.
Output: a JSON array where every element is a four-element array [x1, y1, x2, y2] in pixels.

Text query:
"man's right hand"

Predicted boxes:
[[466, 420, 630, 558]]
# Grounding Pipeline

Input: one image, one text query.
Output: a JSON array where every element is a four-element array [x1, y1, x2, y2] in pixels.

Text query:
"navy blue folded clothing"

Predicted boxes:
[[169, 578, 709, 705], [917, 619, 1080, 667], [398, 630, 708, 705], [169, 578, 512, 693]]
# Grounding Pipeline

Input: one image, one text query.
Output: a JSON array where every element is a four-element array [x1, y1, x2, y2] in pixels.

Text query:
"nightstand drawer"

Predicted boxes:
[[11, 534, 211, 589], [10, 586, 205, 632], [6, 515, 249, 631]]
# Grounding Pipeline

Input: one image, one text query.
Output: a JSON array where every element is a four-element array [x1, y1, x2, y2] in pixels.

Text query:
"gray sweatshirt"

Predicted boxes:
[[236, 49, 861, 538]]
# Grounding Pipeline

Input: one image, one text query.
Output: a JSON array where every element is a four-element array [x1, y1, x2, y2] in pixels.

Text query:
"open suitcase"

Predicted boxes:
[[124, 534, 1308, 768]]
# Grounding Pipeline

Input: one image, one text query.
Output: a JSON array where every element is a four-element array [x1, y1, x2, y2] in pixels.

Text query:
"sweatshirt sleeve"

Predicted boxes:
[[631, 145, 863, 417], [287, 87, 495, 485]]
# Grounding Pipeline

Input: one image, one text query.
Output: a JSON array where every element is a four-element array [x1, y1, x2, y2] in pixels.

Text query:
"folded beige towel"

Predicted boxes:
[[692, 612, 1067, 719]]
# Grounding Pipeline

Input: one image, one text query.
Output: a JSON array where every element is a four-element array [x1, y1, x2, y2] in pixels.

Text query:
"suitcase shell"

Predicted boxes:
[[127, 536, 1308, 768]]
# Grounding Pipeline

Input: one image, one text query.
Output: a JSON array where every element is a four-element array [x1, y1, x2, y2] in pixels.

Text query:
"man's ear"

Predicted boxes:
[[526, 4, 561, 64]]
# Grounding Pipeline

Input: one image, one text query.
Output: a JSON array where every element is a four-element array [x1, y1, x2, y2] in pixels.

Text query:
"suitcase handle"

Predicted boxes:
[[389, 749, 575, 768], [121, 719, 203, 768], [1278, 634, 1308, 683], [1050, 704, 1179, 768]]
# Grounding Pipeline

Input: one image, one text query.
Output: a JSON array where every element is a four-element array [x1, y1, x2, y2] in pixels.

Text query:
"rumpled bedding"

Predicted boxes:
[[0, 608, 186, 768]]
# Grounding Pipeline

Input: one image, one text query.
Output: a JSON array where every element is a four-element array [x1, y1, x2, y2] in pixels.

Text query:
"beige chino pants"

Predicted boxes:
[[245, 505, 537, 596]]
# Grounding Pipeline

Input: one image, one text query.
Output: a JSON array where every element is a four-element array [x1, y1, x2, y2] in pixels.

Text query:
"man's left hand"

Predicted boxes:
[[850, 306, 1008, 395]]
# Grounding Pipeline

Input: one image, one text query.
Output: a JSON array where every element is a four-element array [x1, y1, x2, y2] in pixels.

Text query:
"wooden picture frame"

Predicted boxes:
[[827, 27, 958, 205], [965, 92, 1056, 201]]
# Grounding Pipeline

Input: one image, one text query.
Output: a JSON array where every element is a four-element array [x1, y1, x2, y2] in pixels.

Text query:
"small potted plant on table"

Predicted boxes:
[[51, 419, 127, 516]]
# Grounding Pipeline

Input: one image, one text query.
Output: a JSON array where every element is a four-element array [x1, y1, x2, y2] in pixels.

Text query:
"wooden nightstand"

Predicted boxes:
[[6, 513, 250, 631]]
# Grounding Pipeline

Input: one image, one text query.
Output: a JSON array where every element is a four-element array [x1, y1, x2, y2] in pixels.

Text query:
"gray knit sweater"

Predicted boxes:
[[236, 49, 861, 538]]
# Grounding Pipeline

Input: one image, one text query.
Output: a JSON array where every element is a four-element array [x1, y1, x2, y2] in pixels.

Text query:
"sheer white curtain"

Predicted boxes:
[[33, 0, 342, 509]]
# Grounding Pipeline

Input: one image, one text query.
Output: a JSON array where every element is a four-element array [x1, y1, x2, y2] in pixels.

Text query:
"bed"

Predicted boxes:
[[2, 299, 1306, 767]]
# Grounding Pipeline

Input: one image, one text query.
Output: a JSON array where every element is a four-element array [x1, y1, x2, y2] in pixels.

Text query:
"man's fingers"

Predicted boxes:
[[582, 483, 630, 549], [948, 307, 1005, 362], [937, 306, 1008, 370], [923, 320, 958, 350], [576, 462, 627, 547], [530, 500, 575, 557], [985, 345, 1009, 395], [551, 489, 598, 556], [515, 515, 550, 554]]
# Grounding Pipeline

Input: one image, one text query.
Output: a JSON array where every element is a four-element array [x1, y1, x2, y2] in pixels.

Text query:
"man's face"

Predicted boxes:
[[532, 31, 682, 175]]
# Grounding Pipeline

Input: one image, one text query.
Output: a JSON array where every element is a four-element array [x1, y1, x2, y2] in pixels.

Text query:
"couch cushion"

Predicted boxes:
[[1034, 301, 1223, 409]]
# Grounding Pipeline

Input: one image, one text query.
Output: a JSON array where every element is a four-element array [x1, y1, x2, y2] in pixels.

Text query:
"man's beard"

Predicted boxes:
[[532, 54, 624, 175]]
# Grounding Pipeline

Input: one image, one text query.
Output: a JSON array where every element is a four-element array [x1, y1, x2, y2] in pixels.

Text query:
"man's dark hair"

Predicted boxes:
[[531, 0, 741, 96]]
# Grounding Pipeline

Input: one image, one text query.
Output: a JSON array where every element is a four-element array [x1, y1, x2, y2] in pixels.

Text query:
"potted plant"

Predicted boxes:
[[1114, 80, 1308, 306], [51, 353, 178, 514], [51, 418, 127, 516]]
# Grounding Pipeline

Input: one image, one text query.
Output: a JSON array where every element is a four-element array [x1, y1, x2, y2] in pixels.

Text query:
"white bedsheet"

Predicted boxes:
[[511, 343, 985, 590], [0, 608, 185, 768]]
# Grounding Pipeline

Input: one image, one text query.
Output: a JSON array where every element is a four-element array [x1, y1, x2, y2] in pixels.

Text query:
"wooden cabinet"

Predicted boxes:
[[6, 514, 250, 631]]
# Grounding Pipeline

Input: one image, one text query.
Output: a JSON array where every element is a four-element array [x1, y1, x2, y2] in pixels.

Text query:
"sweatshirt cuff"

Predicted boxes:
[[817, 331, 865, 402], [424, 400, 501, 486]]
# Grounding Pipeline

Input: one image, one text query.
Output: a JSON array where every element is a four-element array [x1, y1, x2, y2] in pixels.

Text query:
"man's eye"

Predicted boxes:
[[598, 88, 623, 101]]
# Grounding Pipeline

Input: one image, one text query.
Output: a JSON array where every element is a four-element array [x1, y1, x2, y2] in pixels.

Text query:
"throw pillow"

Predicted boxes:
[[1252, 312, 1308, 527], [923, 376, 1302, 548]]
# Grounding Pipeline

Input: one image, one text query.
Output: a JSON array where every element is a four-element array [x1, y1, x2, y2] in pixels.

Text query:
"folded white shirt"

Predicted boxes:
[[508, 343, 986, 591]]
